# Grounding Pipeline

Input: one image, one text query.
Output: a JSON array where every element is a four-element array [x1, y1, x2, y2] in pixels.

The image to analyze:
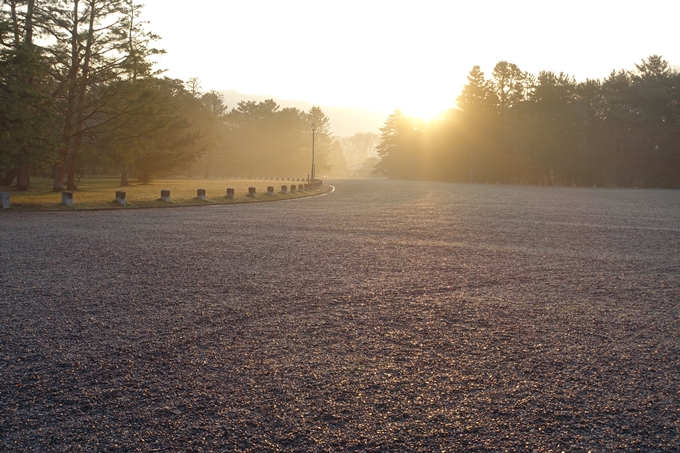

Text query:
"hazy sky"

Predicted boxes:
[[140, 0, 680, 119]]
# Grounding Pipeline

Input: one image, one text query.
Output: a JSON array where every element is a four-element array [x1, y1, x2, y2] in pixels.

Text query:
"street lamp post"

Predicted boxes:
[[311, 122, 316, 182]]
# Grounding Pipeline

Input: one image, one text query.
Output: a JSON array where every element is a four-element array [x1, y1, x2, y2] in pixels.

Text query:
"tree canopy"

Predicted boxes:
[[374, 56, 680, 188], [0, 1, 336, 187]]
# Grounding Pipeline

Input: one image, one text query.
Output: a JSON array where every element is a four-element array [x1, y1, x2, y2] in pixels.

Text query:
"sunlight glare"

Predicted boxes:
[[399, 100, 449, 122]]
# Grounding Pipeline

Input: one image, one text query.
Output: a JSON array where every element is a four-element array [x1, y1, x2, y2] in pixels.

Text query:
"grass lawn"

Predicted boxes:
[[0, 176, 328, 211]]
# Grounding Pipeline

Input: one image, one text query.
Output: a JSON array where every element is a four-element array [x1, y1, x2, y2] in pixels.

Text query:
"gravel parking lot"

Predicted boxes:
[[1, 179, 679, 451]]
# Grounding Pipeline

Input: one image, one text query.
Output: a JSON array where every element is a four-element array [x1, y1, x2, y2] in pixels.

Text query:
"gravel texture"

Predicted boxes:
[[1, 179, 679, 452]]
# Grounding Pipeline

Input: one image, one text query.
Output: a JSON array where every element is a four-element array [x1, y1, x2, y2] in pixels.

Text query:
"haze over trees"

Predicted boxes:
[[0, 0, 208, 189], [186, 100, 335, 179], [0, 1, 338, 188], [4, 4, 677, 188], [375, 56, 680, 188], [341, 132, 378, 166]]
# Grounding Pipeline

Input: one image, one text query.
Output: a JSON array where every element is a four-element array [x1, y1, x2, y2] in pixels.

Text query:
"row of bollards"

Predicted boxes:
[[0, 182, 323, 209], [150, 185, 323, 201], [99, 183, 322, 205], [226, 176, 306, 182]]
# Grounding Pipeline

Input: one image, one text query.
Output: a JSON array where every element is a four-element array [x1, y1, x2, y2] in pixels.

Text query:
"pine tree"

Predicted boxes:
[[42, 0, 162, 190], [0, 0, 60, 190], [373, 109, 417, 179], [456, 66, 499, 182]]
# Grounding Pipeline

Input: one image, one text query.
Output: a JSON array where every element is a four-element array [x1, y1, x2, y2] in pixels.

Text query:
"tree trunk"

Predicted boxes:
[[54, 0, 80, 191], [65, 0, 97, 191], [9, 0, 20, 46], [138, 171, 149, 185], [121, 166, 130, 186], [204, 151, 212, 178], [1, 168, 18, 186], [16, 161, 30, 191], [12, 0, 36, 193], [25, 0, 34, 45], [65, 143, 78, 190], [53, 164, 65, 191]]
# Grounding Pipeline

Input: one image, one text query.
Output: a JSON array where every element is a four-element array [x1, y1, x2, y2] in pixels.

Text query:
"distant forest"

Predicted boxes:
[[0, 1, 348, 190], [375, 56, 680, 188]]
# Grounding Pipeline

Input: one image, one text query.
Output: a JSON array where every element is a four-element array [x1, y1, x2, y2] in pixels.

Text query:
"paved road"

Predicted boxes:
[[2, 179, 679, 451]]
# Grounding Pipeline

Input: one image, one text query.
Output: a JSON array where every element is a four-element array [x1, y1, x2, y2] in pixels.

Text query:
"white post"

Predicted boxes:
[[115, 190, 126, 205], [1, 192, 10, 209], [61, 191, 73, 206]]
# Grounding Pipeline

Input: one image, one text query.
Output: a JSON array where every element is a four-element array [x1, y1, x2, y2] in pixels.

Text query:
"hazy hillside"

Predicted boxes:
[[219, 90, 387, 136]]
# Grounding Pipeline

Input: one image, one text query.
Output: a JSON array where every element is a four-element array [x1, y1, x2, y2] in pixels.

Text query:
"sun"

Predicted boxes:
[[399, 100, 450, 122]]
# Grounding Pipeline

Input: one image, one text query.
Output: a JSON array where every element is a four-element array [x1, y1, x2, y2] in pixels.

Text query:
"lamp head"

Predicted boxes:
[[311, 122, 316, 131]]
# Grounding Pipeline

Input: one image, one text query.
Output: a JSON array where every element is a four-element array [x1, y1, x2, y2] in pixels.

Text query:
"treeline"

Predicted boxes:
[[190, 100, 340, 180], [375, 56, 680, 188], [0, 1, 337, 190]]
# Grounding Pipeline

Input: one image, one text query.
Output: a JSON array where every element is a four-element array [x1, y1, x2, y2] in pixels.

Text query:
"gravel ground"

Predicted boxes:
[[1, 179, 679, 452]]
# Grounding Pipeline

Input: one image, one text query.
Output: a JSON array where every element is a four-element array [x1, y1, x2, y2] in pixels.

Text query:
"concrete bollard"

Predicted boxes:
[[226, 188, 235, 199], [290, 184, 297, 193], [115, 190, 126, 205], [197, 188, 206, 200], [1, 192, 10, 209], [161, 189, 171, 202], [267, 186, 274, 195], [280, 185, 288, 194], [62, 191, 73, 206], [247, 187, 256, 197]]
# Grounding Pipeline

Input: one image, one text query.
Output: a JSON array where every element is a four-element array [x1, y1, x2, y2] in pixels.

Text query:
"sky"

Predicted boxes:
[[140, 0, 680, 120]]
